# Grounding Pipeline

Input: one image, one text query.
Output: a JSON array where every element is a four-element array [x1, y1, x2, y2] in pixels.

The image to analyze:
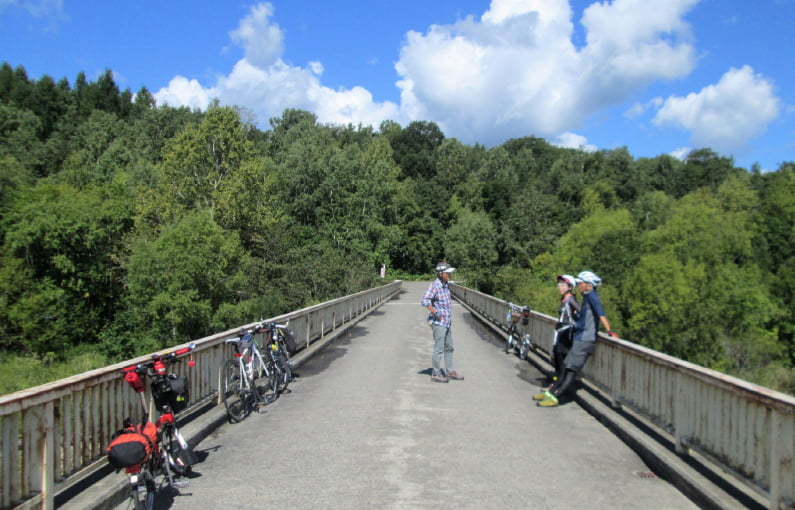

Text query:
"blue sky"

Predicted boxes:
[[2, 0, 793, 171]]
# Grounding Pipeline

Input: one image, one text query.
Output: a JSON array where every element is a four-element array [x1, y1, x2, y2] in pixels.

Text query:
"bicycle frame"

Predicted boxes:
[[117, 343, 196, 507], [505, 302, 532, 359]]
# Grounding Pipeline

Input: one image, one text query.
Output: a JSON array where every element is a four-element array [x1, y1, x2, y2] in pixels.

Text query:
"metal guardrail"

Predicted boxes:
[[451, 283, 795, 510], [0, 280, 402, 510]]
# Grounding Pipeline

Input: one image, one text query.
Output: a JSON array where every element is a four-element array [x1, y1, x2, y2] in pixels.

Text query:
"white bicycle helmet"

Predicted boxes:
[[577, 270, 601, 286], [557, 274, 576, 287]]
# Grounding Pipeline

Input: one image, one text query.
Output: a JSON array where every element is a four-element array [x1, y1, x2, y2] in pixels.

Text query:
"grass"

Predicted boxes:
[[0, 350, 110, 395]]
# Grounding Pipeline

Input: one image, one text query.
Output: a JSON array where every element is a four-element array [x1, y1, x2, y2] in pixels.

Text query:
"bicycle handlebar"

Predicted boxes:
[[506, 302, 531, 312], [121, 343, 196, 392]]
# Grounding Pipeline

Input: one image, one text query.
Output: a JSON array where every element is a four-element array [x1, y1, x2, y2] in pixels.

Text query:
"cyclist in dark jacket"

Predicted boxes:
[[535, 271, 616, 407]]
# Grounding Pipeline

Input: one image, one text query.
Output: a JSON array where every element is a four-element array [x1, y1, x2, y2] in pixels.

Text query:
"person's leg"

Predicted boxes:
[[443, 328, 454, 371], [538, 341, 594, 407], [552, 369, 577, 397], [431, 325, 448, 381], [443, 328, 464, 379]]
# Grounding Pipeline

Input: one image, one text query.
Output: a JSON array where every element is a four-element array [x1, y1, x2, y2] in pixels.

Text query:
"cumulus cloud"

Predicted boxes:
[[552, 132, 598, 152], [229, 2, 283, 69], [652, 66, 779, 152], [152, 0, 778, 157], [393, 0, 699, 144], [155, 2, 397, 127], [155, 76, 217, 110]]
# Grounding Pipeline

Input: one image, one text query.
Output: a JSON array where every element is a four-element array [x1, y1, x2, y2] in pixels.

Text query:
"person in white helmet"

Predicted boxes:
[[545, 274, 580, 389], [536, 270, 616, 407], [421, 262, 464, 383]]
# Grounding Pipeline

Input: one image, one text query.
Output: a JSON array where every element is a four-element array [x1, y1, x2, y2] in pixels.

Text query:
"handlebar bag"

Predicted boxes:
[[107, 421, 157, 469], [152, 375, 190, 413]]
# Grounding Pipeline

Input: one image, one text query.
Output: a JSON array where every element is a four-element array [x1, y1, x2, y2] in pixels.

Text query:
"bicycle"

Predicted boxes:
[[505, 302, 532, 360], [260, 320, 294, 393], [108, 343, 197, 510], [221, 326, 279, 423]]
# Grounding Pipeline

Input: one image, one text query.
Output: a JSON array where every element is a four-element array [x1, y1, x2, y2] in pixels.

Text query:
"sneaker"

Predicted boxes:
[[431, 373, 449, 383], [537, 394, 559, 407], [532, 391, 551, 401], [446, 370, 464, 381]]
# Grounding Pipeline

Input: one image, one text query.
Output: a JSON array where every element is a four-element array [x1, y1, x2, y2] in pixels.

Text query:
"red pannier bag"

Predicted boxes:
[[107, 420, 158, 470]]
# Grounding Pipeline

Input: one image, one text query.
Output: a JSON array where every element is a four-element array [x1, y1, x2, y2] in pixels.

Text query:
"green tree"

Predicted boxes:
[[445, 208, 498, 291], [0, 180, 133, 356], [124, 210, 248, 349]]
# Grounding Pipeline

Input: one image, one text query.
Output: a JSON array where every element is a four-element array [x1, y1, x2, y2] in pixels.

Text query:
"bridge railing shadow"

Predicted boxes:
[[451, 282, 795, 510]]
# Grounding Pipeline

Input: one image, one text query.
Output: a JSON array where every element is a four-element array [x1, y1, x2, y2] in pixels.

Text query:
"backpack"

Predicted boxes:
[[107, 421, 158, 470]]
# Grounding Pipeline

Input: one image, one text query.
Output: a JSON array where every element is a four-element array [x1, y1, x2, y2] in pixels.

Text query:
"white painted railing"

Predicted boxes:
[[451, 283, 795, 510], [0, 281, 401, 510]]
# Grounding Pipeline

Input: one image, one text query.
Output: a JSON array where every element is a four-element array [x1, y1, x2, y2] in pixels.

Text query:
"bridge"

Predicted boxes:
[[2, 281, 793, 509]]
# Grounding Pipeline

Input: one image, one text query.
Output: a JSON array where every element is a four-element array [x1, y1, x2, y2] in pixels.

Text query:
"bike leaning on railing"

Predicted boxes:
[[221, 326, 279, 423], [504, 302, 532, 360], [261, 320, 296, 393], [107, 343, 198, 510]]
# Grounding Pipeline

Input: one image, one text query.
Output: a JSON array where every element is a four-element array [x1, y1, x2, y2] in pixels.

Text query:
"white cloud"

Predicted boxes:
[[552, 132, 598, 152], [155, 2, 397, 128], [670, 147, 691, 160], [229, 2, 283, 69], [652, 66, 780, 152], [394, 0, 699, 144], [155, 76, 217, 110], [153, 0, 722, 150]]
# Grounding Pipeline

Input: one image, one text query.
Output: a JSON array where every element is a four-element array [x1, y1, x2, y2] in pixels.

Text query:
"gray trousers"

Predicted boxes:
[[431, 324, 454, 375]]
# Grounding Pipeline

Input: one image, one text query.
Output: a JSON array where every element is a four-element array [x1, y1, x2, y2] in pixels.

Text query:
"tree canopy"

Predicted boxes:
[[0, 61, 793, 394]]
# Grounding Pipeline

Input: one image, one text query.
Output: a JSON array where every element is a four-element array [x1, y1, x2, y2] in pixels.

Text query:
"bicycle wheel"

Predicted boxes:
[[130, 468, 155, 510], [261, 357, 280, 403], [505, 331, 515, 353], [221, 359, 248, 422], [276, 352, 291, 393], [163, 425, 196, 476], [519, 335, 530, 360]]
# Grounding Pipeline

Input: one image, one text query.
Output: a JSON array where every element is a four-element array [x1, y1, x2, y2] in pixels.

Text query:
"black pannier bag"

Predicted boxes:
[[151, 374, 190, 413], [282, 328, 298, 354]]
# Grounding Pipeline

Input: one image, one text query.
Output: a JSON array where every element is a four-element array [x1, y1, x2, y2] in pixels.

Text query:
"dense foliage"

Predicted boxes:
[[1, 62, 793, 394]]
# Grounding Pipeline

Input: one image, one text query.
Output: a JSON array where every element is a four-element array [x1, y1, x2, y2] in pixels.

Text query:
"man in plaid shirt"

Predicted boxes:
[[421, 262, 464, 383]]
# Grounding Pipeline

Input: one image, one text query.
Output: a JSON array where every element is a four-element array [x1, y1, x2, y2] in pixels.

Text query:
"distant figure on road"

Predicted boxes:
[[421, 262, 464, 383], [536, 270, 616, 407]]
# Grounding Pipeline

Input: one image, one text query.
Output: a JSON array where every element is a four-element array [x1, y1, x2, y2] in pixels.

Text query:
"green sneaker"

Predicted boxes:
[[532, 391, 551, 401], [537, 394, 559, 407]]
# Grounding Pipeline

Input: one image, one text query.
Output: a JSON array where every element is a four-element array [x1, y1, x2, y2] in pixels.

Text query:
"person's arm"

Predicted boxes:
[[591, 293, 617, 337], [600, 315, 617, 337], [421, 283, 438, 315]]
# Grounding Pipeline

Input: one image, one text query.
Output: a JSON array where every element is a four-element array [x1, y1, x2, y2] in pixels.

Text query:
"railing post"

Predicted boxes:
[[41, 400, 54, 510], [674, 371, 690, 455], [769, 410, 781, 510], [611, 350, 623, 410]]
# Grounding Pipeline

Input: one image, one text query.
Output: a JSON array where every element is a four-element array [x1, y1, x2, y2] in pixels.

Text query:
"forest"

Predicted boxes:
[[1, 62, 793, 394]]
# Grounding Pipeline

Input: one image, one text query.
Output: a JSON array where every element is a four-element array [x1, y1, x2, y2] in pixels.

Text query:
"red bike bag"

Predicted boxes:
[[107, 421, 157, 469]]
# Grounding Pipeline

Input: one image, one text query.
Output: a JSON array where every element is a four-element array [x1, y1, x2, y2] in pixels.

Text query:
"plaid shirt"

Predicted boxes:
[[421, 278, 453, 328]]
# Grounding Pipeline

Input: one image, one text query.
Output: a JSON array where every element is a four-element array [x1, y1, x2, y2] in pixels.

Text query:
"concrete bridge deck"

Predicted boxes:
[[111, 281, 698, 509]]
